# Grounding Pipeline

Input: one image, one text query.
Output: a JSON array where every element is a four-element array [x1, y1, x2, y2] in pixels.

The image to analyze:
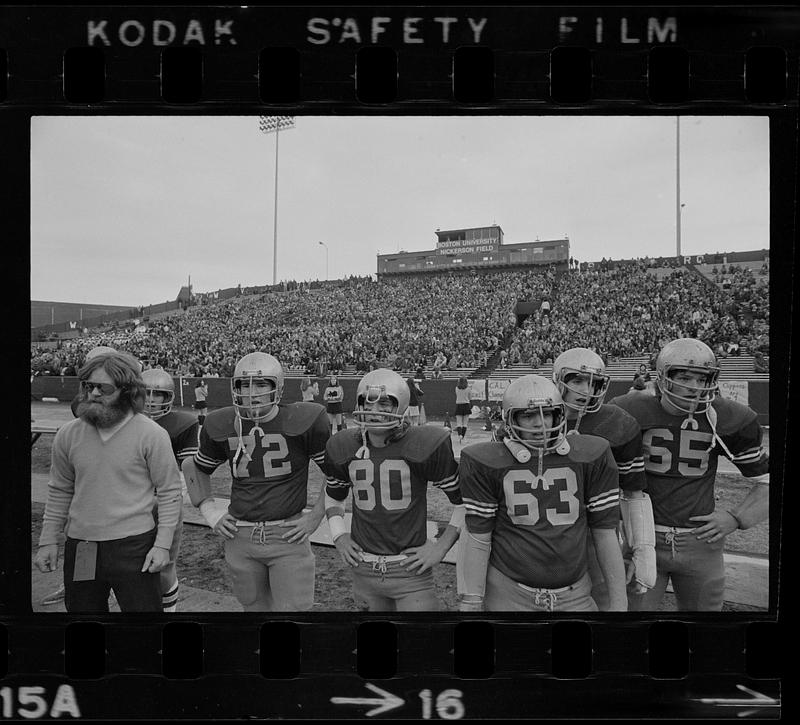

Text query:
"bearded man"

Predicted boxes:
[[34, 352, 182, 612]]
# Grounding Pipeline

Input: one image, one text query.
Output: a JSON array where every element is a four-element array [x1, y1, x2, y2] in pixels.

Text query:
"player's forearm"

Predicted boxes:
[[456, 528, 492, 599], [728, 481, 769, 530], [592, 527, 628, 611], [324, 489, 349, 541], [182, 458, 213, 506], [308, 489, 327, 523]]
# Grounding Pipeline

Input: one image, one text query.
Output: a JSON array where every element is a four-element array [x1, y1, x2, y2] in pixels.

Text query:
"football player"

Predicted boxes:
[[608, 338, 769, 611], [182, 352, 329, 611], [323, 369, 463, 611], [458, 375, 627, 612], [141, 368, 199, 612], [552, 348, 655, 610]]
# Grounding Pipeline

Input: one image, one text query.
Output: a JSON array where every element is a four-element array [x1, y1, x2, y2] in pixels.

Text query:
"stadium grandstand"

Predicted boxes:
[[31, 227, 769, 420]]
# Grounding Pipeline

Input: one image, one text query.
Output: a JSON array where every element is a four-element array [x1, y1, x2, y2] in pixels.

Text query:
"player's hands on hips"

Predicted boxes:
[[34, 545, 59, 573], [334, 534, 364, 567], [689, 509, 738, 543], [213, 513, 239, 539], [401, 539, 446, 574], [280, 510, 323, 544], [141, 546, 170, 573]]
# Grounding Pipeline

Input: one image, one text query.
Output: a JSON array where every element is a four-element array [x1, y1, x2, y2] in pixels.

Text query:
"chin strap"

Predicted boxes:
[[355, 427, 371, 460], [233, 415, 265, 477], [704, 404, 735, 457]]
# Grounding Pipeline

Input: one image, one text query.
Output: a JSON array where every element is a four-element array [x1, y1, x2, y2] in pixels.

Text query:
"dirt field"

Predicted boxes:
[[30, 402, 770, 612]]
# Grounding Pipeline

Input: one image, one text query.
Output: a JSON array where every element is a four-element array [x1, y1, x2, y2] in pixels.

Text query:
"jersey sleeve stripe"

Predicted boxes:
[[587, 491, 619, 510], [464, 504, 496, 519], [432, 475, 459, 491], [588, 490, 619, 505], [431, 471, 458, 486], [729, 447, 764, 463], [587, 499, 620, 513], [463, 497, 498, 513], [310, 451, 326, 463], [177, 446, 199, 461], [325, 477, 351, 489], [617, 457, 645, 473], [194, 451, 224, 470]]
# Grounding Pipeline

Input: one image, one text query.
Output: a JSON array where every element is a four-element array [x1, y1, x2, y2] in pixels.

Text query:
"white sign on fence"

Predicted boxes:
[[469, 379, 487, 400], [718, 380, 749, 406], [488, 379, 510, 402]]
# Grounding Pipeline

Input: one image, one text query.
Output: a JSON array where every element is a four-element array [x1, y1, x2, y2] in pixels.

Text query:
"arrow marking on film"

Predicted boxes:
[[330, 683, 405, 717], [696, 684, 779, 717]]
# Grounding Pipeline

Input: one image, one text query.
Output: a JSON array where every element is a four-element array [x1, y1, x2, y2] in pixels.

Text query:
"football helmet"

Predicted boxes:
[[231, 352, 284, 420], [656, 338, 719, 414], [141, 368, 175, 420], [352, 368, 410, 432], [502, 375, 567, 452], [552, 347, 610, 415]]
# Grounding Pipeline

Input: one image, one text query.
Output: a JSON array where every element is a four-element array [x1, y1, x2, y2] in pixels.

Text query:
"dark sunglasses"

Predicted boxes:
[[81, 381, 118, 395]]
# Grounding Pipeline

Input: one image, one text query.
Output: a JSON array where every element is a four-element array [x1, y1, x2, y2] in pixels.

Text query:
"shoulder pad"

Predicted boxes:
[[396, 425, 451, 463], [460, 441, 514, 469], [202, 406, 237, 438], [158, 410, 197, 437], [279, 402, 327, 436], [565, 433, 612, 463], [584, 404, 641, 446], [608, 392, 661, 423], [326, 428, 362, 465], [709, 397, 758, 435]]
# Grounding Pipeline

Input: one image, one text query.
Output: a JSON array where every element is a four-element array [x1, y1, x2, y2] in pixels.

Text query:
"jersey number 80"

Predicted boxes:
[[348, 459, 412, 512]]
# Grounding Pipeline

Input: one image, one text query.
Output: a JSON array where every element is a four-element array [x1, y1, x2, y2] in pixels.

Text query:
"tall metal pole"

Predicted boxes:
[[273, 128, 279, 286], [676, 116, 681, 259], [259, 116, 295, 288]]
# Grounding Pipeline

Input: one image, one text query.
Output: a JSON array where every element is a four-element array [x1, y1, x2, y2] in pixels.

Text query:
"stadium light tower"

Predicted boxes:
[[318, 240, 329, 281], [259, 115, 296, 286]]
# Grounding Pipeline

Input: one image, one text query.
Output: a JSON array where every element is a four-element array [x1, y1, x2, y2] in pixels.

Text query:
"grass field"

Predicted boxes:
[[30, 403, 770, 611]]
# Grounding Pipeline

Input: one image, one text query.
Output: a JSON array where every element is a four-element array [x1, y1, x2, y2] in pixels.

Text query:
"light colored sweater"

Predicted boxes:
[[39, 413, 182, 549]]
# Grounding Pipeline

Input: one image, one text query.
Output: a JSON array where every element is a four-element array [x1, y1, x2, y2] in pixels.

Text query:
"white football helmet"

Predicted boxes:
[[552, 347, 610, 415], [502, 375, 567, 452], [352, 368, 410, 432], [656, 338, 719, 414], [231, 352, 284, 420], [141, 368, 175, 420]]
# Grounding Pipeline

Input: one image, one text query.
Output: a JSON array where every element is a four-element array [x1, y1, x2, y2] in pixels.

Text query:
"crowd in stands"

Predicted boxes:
[[30, 258, 770, 379]]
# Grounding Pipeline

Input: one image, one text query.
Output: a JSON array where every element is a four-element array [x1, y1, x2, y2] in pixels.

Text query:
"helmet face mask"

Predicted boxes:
[[353, 369, 409, 433], [141, 368, 175, 420], [231, 353, 284, 420], [552, 348, 609, 415], [655, 339, 719, 415], [503, 375, 567, 452]]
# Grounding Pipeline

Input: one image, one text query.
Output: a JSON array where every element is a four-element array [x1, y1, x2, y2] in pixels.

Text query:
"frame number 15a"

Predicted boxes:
[[0, 686, 81, 719]]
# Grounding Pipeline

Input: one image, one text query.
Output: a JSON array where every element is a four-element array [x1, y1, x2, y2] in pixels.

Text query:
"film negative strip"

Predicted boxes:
[[3, 3, 792, 720]]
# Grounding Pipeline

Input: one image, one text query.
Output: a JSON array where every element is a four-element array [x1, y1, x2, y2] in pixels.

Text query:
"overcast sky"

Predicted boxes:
[[30, 115, 769, 307]]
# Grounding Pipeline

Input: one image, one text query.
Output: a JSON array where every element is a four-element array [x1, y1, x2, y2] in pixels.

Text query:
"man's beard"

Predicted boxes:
[[77, 398, 129, 428]]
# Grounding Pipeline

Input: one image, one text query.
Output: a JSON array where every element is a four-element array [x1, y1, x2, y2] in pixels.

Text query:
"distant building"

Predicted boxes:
[[377, 224, 569, 277]]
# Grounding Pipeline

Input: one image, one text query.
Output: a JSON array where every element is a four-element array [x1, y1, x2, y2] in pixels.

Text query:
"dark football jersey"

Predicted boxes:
[[568, 404, 646, 492], [194, 403, 329, 521], [460, 434, 619, 589], [608, 392, 769, 527], [323, 425, 460, 555], [156, 410, 199, 464]]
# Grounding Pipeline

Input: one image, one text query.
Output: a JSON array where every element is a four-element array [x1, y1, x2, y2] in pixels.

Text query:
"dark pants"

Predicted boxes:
[[63, 528, 161, 613]]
